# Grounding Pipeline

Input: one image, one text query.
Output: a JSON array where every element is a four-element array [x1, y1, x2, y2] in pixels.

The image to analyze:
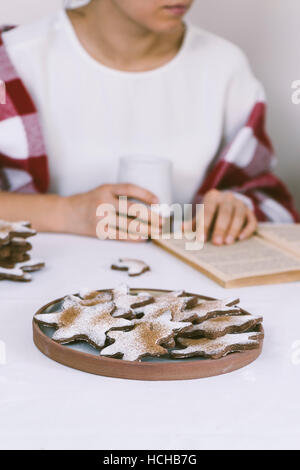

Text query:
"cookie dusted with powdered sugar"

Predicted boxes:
[[112, 284, 154, 319], [111, 258, 150, 277], [0, 253, 30, 268], [171, 331, 264, 360], [0, 266, 31, 282], [172, 297, 241, 323], [182, 314, 263, 339], [0, 237, 32, 260], [101, 312, 191, 361], [78, 289, 113, 307], [34, 285, 264, 362], [101, 323, 168, 361], [0, 259, 45, 282], [35, 296, 132, 348], [135, 291, 198, 322], [0, 220, 36, 245]]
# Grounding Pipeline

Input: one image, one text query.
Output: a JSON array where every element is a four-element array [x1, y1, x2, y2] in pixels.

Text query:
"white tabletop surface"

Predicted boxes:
[[0, 233, 299, 450]]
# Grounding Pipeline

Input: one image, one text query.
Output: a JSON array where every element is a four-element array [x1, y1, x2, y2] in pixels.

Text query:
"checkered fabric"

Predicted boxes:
[[0, 27, 49, 193], [193, 102, 300, 222]]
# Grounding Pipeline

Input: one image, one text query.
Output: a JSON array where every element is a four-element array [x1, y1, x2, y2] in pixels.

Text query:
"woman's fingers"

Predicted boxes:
[[225, 202, 248, 245], [127, 201, 163, 229], [239, 209, 258, 241], [120, 215, 152, 240], [202, 190, 257, 245], [182, 217, 195, 233], [100, 219, 149, 242], [116, 212, 153, 240], [203, 190, 220, 241], [211, 193, 235, 245], [112, 227, 148, 243], [113, 183, 159, 205]]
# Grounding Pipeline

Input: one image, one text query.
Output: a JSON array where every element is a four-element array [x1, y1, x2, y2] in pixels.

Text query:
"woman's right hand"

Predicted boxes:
[[63, 183, 161, 241]]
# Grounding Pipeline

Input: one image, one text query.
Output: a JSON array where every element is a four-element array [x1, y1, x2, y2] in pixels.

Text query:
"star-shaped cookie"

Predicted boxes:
[[101, 311, 190, 361], [135, 291, 198, 322], [0, 220, 36, 245], [172, 297, 241, 323], [171, 331, 264, 360], [0, 259, 45, 282], [35, 295, 132, 348], [112, 284, 154, 318], [0, 237, 32, 260], [78, 289, 113, 306], [182, 314, 263, 339]]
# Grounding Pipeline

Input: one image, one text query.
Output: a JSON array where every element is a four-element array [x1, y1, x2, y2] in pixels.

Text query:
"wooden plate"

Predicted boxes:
[[33, 288, 264, 381]]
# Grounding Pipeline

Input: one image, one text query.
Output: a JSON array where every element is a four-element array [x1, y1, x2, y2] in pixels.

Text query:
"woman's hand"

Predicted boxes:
[[63, 183, 160, 241], [201, 189, 257, 245]]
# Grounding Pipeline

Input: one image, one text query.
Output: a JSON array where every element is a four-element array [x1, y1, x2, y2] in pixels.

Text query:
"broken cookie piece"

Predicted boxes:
[[111, 258, 150, 277]]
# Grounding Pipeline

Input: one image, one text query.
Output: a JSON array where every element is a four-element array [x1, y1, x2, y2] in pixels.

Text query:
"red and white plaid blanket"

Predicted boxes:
[[0, 27, 49, 193], [0, 28, 299, 222], [193, 102, 300, 222]]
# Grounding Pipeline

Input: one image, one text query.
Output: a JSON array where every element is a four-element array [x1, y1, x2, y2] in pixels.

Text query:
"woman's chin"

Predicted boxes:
[[145, 17, 185, 34]]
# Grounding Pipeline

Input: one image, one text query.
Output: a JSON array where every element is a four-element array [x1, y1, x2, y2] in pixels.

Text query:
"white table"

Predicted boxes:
[[0, 233, 299, 450]]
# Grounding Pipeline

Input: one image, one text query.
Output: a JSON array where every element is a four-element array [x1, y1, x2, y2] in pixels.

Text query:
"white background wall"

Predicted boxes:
[[1, 0, 299, 209]]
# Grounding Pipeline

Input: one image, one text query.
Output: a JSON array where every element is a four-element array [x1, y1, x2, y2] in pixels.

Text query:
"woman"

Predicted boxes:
[[0, 0, 298, 244]]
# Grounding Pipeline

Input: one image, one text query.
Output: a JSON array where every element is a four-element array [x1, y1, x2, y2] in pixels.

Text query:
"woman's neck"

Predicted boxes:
[[67, 1, 186, 72]]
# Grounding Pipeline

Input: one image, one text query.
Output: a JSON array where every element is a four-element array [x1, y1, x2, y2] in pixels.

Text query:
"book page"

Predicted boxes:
[[156, 235, 300, 282], [258, 223, 300, 259]]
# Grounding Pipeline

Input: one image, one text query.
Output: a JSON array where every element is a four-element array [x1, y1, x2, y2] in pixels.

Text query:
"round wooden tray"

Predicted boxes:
[[33, 288, 264, 381]]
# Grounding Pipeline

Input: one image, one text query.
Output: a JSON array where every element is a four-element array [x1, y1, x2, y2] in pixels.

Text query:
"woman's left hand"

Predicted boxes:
[[202, 189, 257, 245]]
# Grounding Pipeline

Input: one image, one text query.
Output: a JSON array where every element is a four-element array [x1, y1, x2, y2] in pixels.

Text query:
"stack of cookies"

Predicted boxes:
[[35, 284, 264, 361], [0, 220, 45, 282]]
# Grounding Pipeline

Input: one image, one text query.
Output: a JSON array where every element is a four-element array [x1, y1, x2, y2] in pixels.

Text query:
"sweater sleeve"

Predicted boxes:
[[193, 52, 300, 223], [0, 28, 49, 193]]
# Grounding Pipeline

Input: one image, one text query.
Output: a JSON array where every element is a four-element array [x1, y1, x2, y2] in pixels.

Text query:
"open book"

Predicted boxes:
[[154, 224, 300, 288]]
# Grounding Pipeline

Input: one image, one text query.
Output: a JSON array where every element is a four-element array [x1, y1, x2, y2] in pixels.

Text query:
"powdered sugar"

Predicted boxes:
[[172, 331, 263, 359], [184, 314, 263, 338], [173, 297, 241, 322], [112, 284, 153, 318], [0, 258, 44, 280], [0, 265, 31, 281], [135, 291, 197, 321], [0, 220, 36, 242], [79, 289, 113, 306], [111, 258, 150, 276], [0, 220, 43, 281], [101, 322, 168, 361], [35, 297, 131, 348], [35, 286, 263, 362]]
